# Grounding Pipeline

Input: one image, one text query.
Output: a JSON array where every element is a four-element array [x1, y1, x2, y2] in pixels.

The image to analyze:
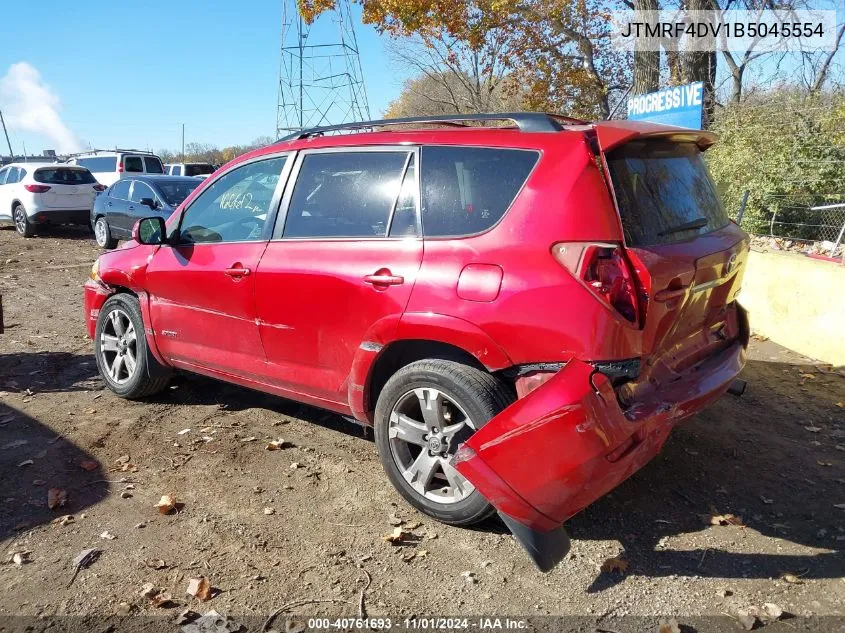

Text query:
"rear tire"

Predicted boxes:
[[13, 204, 34, 238], [94, 293, 171, 399], [374, 359, 514, 526], [94, 216, 118, 249]]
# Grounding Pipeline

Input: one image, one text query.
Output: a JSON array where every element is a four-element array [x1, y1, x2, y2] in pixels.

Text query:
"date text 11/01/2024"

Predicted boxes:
[[306, 617, 529, 630]]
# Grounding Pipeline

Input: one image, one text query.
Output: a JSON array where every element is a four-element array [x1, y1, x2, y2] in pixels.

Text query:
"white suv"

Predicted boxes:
[[66, 150, 165, 186], [0, 163, 104, 237], [165, 162, 215, 179]]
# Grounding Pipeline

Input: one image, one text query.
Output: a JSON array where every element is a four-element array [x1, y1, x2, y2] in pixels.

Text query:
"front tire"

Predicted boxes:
[[374, 359, 514, 526], [94, 293, 171, 399], [13, 204, 34, 238], [94, 216, 118, 249]]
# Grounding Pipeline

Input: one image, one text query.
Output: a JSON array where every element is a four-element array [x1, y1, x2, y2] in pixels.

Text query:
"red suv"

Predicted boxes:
[[83, 113, 749, 571]]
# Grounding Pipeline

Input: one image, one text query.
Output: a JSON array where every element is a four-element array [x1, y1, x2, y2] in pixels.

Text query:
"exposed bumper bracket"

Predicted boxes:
[[498, 512, 571, 573]]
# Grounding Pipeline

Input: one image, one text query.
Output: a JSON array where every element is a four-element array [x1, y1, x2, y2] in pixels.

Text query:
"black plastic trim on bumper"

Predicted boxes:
[[31, 209, 91, 225], [498, 512, 571, 572]]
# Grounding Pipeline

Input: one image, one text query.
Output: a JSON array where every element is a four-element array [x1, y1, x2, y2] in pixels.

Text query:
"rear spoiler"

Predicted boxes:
[[593, 120, 717, 153]]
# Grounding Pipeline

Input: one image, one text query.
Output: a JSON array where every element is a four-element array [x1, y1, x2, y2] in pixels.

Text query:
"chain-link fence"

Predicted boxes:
[[766, 198, 845, 257]]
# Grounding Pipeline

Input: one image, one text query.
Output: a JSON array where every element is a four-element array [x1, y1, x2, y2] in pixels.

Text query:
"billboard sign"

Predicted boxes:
[[627, 82, 703, 130]]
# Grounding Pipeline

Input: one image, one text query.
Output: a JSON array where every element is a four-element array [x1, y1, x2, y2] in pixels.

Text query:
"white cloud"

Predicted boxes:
[[0, 62, 81, 154]]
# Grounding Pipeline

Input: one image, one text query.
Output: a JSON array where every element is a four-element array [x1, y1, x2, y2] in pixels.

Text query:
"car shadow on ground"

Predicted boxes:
[[1, 352, 100, 394], [573, 356, 845, 590], [0, 224, 94, 241], [0, 403, 109, 541]]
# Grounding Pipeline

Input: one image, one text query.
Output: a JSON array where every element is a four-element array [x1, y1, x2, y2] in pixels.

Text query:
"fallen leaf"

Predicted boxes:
[[835, 503, 845, 510], [140, 583, 159, 598], [99, 531, 117, 540], [177, 428, 191, 435], [600, 556, 630, 573], [388, 514, 404, 526], [263, 507, 275, 515], [150, 592, 176, 608], [240, 436, 257, 443], [817, 460, 833, 467], [52, 514, 74, 526], [710, 513, 744, 527], [405, 521, 422, 530], [11, 551, 31, 566], [800, 373, 816, 380], [17, 459, 33, 467], [146, 558, 167, 569], [154, 495, 177, 515], [657, 619, 681, 633], [382, 527, 407, 544], [47, 488, 67, 510], [265, 438, 292, 450], [186, 577, 213, 601], [115, 455, 130, 465], [80, 460, 98, 471], [781, 572, 804, 584], [804, 426, 822, 433], [416, 549, 428, 558]]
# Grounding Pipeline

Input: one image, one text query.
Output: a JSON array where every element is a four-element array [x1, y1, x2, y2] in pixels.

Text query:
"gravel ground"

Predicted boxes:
[[0, 226, 843, 632]]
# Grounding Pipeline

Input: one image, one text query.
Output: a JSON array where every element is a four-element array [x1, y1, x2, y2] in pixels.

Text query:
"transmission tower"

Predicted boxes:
[[276, 0, 371, 137]]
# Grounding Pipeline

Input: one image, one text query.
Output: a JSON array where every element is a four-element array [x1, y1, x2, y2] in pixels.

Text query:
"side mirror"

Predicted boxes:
[[140, 197, 157, 209], [133, 216, 167, 245]]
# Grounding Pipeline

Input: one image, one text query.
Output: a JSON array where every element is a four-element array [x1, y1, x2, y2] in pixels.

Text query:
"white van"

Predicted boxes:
[[67, 150, 165, 186]]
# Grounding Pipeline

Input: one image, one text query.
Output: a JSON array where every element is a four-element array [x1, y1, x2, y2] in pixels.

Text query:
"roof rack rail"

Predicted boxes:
[[277, 112, 588, 142], [64, 148, 158, 157]]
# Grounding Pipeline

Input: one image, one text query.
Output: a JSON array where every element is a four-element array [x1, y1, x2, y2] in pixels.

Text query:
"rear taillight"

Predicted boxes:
[[24, 184, 51, 193], [552, 242, 640, 324], [93, 184, 106, 191], [118, 163, 124, 173]]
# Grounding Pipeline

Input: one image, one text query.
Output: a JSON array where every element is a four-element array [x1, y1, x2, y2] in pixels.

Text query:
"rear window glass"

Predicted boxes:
[[77, 157, 117, 172], [144, 156, 164, 174], [34, 168, 96, 185], [606, 141, 729, 246], [420, 147, 538, 237], [185, 164, 214, 177]]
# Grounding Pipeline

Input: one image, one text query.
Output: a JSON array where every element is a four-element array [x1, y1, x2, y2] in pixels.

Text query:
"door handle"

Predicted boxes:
[[654, 285, 689, 302], [363, 273, 404, 286], [224, 266, 251, 278]]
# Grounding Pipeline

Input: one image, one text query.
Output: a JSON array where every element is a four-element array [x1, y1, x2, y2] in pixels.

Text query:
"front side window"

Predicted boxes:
[[6, 167, 20, 184], [157, 180, 200, 207], [177, 156, 288, 244], [144, 156, 164, 174], [185, 164, 213, 177], [111, 180, 131, 200], [282, 151, 411, 239], [123, 156, 143, 173], [420, 146, 539, 237], [130, 181, 156, 203]]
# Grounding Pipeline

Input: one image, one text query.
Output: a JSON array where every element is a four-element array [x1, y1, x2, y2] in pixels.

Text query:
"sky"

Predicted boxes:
[[0, 0, 411, 156]]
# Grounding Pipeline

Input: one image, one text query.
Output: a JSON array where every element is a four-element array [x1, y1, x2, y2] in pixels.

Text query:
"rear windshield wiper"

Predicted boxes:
[[658, 217, 708, 236]]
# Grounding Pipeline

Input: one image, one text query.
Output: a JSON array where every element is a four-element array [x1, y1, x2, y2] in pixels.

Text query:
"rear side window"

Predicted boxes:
[[78, 156, 118, 172], [111, 180, 131, 200], [420, 147, 538, 237], [144, 156, 164, 174], [123, 156, 143, 173], [6, 167, 21, 183], [282, 151, 412, 239], [35, 168, 96, 185], [606, 141, 729, 246]]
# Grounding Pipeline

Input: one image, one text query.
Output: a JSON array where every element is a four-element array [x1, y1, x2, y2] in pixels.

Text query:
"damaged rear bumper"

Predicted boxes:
[[453, 340, 746, 571]]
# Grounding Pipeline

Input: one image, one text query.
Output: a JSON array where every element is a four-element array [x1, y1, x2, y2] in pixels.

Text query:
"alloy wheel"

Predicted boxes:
[[14, 208, 27, 235], [98, 308, 138, 384], [387, 387, 477, 504], [95, 218, 108, 247]]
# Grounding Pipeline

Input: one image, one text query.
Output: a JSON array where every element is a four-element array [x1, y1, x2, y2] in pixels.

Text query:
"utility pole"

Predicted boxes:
[[0, 109, 14, 156], [181, 124, 185, 162]]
